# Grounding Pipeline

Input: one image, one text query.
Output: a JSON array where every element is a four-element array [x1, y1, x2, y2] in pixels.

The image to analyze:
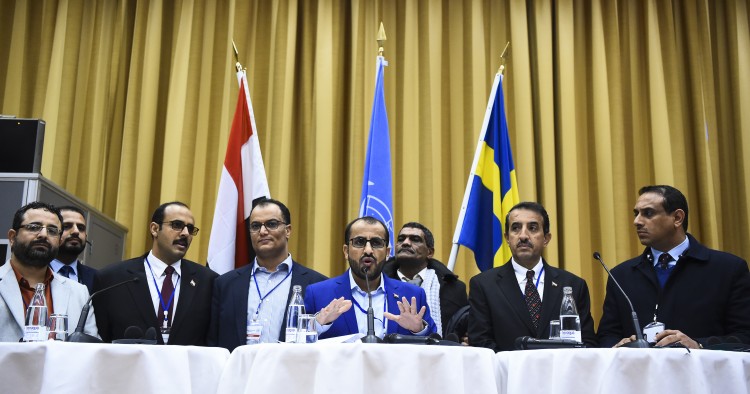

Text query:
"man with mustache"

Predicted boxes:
[[468, 202, 597, 351], [598, 185, 750, 348], [93, 202, 218, 345], [0, 202, 98, 341], [382, 222, 467, 338], [304, 216, 437, 339], [49, 206, 97, 294]]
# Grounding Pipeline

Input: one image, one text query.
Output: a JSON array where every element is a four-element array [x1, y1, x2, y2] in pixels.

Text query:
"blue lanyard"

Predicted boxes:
[[145, 257, 179, 323], [350, 289, 387, 330], [252, 267, 292, 313], [521, 265, 544, 298]]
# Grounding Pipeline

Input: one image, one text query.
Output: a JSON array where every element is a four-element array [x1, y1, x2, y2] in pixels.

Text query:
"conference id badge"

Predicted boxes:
[[643, 321, 665, 343], [161, 326, 170, 344], [246, 319, 263, 345]]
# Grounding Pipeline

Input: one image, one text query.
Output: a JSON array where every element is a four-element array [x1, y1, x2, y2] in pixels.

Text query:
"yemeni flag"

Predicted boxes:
[[207, 69, 270, 275]]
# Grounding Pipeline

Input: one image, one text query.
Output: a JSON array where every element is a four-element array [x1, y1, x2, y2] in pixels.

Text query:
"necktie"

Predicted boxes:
[[525, 270, 542, 329], [658, 253, 672, 270], [406, 275, 423, 287], [158, 266, 176, 326], [58, 265, 74, 278]]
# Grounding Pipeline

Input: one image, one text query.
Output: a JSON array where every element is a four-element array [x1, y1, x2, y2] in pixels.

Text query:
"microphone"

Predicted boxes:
[[514, 336, 586, 350], [67, 277, 139, 343], [593, 252, 650, 348], [144, 327, 157, 341], [360, 267, 383, 343], [383, 333, 462, 346]]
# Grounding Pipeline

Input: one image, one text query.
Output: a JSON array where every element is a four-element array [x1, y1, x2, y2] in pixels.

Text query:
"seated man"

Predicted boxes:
[[1, 202, 97, 342], [304, 216, 437, 339], [468, 202, 596, 351], [598, 185, 750, 348]]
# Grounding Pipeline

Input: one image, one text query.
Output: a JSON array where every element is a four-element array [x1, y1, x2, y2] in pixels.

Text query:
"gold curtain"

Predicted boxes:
[[2, 0, 748, 326]]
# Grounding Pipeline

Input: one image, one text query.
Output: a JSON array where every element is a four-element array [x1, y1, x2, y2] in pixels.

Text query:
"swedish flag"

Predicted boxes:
[[455, 74, 518, 272]]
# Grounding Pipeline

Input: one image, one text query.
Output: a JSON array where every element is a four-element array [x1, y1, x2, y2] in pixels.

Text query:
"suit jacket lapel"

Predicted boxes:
[[0, 264, 25, 330], [233, 267, 253, 343], [171, 262, 197, 333], [50, 275, 70, 316], [497, 263, 536, 334], [539, 263, 562, 337], [125, 258, 157, 327], [384, 277, 401, 334], [335, 274, 358, 334]]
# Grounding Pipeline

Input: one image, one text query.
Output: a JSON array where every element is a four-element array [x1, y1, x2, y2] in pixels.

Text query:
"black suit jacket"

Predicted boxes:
[[93, 255, 218, 345], [382, 257, 468, 337], [77, 262, 97, 295], [468, 260, 597, 352], [207, 260, 327, 351], [597, 234, 750, 347]]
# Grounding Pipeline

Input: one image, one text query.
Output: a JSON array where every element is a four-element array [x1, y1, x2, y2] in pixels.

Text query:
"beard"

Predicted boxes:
[[59, 237, 85, 257], [12, 239, 59, 268], [349, 255, 386, 281]]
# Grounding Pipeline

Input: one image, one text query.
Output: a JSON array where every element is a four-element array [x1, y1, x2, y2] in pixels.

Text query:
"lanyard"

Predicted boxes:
[[521, 265, 544, 298], [351, 290, 387, 330], [145, 257, 179, 324], [252, 268, 292, 314]]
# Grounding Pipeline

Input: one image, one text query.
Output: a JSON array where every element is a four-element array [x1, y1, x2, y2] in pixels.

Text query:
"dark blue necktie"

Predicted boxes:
[[58, 265, 74, 278]]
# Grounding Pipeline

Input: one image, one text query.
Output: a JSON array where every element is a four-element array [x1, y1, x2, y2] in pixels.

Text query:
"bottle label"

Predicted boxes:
[[559, 329, 581, 342], [285, 327, 297, 343], [23, 325, 48, 342]]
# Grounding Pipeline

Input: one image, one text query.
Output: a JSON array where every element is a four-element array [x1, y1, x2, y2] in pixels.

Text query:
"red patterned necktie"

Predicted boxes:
[[525, 270, 542, 328], [157, 266, 175, 326]]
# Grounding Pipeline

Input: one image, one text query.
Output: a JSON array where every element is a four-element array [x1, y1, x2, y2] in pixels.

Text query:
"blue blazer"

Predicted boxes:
[[304, 271, 438, 339], [207, 260, 327, 351]]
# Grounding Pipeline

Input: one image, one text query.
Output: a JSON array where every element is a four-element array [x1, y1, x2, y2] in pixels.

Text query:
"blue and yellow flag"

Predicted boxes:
[[454, 74, 518, 272]]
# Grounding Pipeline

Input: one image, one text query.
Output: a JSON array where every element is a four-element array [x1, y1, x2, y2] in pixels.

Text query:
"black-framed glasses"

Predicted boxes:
[[349, 236, 387, 249], [19, 224, 61, 237], [249, 220, 287, 233], [162, 220, 199, 235]]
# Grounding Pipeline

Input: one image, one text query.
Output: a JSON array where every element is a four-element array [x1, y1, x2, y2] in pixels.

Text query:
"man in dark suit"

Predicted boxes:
[[93, 202, 218, 345], [207, 198, 327, 351], [49, 206, 96, 294], [598, 185, 750, 348], [468, 202, 596, 352], [382, 222, 467, 338], [304, 216, 437, 340]]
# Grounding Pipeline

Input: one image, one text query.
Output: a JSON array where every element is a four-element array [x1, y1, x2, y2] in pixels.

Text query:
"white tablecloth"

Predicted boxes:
[[217, 342, 502, 394], [495, 348, 750, 394], [0, 341, 229, 394]]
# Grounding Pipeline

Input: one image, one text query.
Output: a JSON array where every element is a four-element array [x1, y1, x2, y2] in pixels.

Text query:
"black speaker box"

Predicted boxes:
[[0, 118, 45, 173]]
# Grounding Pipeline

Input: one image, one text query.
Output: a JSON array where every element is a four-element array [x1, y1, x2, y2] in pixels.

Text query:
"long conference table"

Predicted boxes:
[[1, 342, 748, 393]]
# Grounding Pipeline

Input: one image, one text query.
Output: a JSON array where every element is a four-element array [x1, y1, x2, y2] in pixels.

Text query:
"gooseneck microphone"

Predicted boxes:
[[360, 267, 383, 344], [593, 252, 649, 348], [67, 277, 139, 343]]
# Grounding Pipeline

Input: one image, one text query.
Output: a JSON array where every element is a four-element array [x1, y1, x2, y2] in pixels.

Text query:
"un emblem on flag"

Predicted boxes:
[[359, 195, 394, 246]]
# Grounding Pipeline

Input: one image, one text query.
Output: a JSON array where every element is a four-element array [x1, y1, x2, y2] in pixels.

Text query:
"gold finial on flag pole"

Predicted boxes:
[[232, 40, 243, 72], [499, 42, 510, 76], [377, 22, 387, 57]]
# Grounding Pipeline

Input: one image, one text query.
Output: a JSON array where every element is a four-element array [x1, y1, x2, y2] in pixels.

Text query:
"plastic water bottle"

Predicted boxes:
[[559, 286, 582, 342], [23, 283, 49, 342], [285, 285, 305, 343]]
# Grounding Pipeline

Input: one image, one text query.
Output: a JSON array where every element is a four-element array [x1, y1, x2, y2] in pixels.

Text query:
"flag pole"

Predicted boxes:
[[447, 42, 510, 272]]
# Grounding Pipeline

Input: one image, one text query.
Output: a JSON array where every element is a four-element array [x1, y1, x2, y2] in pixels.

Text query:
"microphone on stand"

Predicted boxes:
[[67, 277, 139, 343], [593, 252, 650, 348], [360, 267, 383, 343]]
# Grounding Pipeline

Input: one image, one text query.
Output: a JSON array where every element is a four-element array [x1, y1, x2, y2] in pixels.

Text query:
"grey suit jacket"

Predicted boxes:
[[0, 262, 98, 342]]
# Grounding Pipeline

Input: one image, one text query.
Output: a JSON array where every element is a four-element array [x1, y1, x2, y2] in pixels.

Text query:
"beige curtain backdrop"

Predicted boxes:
[[1, 0, 748, 326]]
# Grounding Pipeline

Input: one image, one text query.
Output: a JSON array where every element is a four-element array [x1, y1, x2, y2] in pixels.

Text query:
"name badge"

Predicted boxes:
[[643, 321, 665, 343], [246, 319, 263, 345]]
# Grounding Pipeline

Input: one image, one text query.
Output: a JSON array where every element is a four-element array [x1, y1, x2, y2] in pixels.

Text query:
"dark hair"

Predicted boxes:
[[58, 205, 86, 218], [504, 202, 550, 235], [151, 201, 190, 226], [13, 202, 64, 231], [344, 216, 389, 245], [400, 222, 435, 249], [638, 185, 689, 231], [251, 198, 292, 225]]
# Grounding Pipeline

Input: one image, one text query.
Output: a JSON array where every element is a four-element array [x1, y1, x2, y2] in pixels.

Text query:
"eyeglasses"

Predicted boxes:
[[162, 220, 199, 235], [249, 220, 287, 233], [19, 224, 61, 237], [349, 236, 387, 249]]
